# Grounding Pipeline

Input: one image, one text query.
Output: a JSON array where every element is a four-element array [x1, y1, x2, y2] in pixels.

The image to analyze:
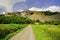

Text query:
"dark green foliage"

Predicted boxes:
[[36, 19, 40, 22], [0, 24, 27, 39], [43, 11, 59, 16], [0, 16, 34, 24], [23, 18, 32, 24], [35, 20, 44, 24], [30, 12, 33, 15], [45, 20, 60, 25]]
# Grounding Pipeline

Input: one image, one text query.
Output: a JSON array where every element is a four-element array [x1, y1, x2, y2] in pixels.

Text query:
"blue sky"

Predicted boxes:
[[13, 0, 60, 11], [0, 0, 60, 13]]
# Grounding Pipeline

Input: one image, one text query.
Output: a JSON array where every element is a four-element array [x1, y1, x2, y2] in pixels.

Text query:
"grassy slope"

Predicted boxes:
[[5, 11, 60, 22], [32, 25, 60, 40], [0, 24, 27, 40], [28, 13, 60, 22]]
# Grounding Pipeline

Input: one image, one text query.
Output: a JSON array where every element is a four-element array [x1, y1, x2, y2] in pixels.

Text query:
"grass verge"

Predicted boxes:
[[32, 24, 60, 40], [0, 24, 28, 40]]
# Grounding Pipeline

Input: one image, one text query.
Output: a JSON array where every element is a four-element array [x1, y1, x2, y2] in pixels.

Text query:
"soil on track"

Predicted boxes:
[[9, 25, 36, 40]]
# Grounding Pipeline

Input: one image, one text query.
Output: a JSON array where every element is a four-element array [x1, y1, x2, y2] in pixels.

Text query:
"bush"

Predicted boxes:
[[43, 11, 58, 16], [45, 20, 60, 25], [35, 20, 43, 24], [0, 16, 34, 24], [0, 24, 27, 39]]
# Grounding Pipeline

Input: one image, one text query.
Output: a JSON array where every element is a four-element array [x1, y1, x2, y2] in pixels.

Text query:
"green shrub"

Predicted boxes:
[[45, 20, 60, 25], [0, 24, 27, 40], [43, 11, 59, 16], [0, 16, 34, 24]]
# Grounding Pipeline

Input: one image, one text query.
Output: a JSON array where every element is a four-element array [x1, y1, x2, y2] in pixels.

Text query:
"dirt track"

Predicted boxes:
[[9, 25, 36, 40]]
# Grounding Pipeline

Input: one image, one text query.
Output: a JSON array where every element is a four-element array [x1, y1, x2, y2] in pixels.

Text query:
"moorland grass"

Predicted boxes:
[[32, 25, 60, 40]]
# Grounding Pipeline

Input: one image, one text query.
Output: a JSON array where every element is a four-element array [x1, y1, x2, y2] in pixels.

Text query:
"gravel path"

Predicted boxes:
[[9, 25, 36, 40]]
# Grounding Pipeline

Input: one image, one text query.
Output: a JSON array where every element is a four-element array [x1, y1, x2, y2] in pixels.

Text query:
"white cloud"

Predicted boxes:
[[46, 6, 60, 12], [29, 6, 60, 12], [0, 0, 26, 12], [29, 7, 45, 11], [17, 10, 24, 12]]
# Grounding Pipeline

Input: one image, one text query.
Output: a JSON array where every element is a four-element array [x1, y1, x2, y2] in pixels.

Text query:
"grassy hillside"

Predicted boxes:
[[27, 11, 60, 22], [3, 10, 60, 22]]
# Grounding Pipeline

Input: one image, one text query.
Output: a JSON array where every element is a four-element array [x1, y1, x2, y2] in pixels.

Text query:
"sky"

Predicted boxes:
[[0, 0, 60, 14]]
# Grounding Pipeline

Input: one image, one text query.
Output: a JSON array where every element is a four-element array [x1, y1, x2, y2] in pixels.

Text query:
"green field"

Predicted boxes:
[[32, 25, 60, 40], [0, 24, 27, 40]]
